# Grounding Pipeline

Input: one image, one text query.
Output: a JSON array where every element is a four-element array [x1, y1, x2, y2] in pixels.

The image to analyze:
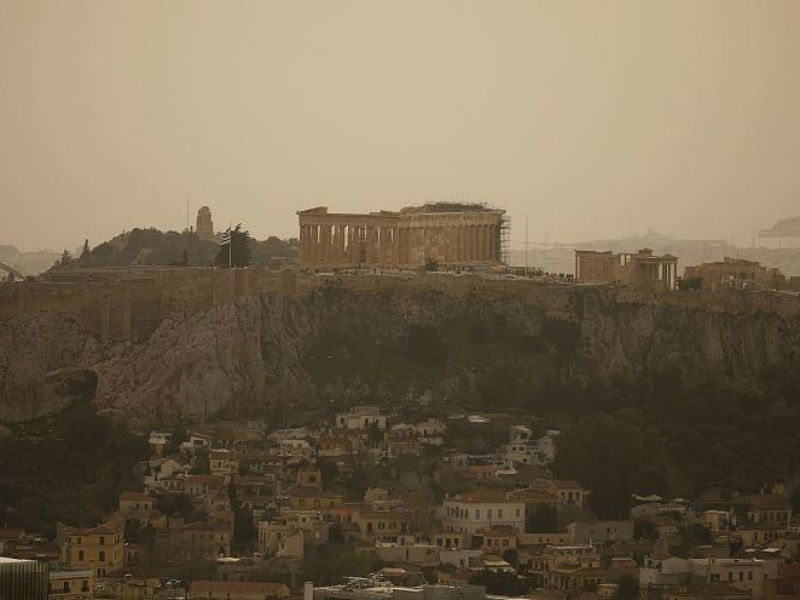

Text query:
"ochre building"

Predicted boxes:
[[297, 203, 505, 267]]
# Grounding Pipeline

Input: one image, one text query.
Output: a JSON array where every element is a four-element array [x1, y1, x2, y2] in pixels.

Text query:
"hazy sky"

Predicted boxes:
[[2, 1, 799, 252]]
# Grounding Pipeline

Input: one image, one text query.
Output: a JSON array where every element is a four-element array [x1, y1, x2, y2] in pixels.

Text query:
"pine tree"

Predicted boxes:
[[80, 239, 90, 259], [215, 224, 252, 268]]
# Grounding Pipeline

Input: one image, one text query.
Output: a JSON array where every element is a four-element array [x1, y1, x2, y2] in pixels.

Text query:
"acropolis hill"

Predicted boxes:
[[2, 267, 800, 426]]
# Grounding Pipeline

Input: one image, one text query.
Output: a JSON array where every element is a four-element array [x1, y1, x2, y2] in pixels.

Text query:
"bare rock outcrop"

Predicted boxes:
[[2, 280, 800, 426]]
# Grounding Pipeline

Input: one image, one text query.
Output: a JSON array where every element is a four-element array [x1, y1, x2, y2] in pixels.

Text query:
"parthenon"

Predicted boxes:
[[297, 203, 506, 267]]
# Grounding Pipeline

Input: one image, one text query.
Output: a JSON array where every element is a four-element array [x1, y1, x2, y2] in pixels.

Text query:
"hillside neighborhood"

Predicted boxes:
[[3, 405, 800, 600]]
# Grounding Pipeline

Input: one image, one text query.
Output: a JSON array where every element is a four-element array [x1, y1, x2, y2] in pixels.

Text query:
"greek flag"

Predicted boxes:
[[218, 229, 231, 246]]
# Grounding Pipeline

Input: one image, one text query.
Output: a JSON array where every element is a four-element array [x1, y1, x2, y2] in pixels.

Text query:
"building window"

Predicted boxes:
[[78, 550, 84, 561], [99, 551, 106, 563]]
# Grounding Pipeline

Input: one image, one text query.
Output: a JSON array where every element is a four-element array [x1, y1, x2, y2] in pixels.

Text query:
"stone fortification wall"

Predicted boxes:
[[1, 268, 799, 346], [0, 268, 295, 343], [2, 267, 800, 426]]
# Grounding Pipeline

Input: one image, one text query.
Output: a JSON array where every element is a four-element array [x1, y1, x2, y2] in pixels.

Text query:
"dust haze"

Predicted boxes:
[[1, 0, 799, 251]]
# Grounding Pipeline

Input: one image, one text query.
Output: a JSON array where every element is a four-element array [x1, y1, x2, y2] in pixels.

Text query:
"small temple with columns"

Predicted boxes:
[[575, 248, 678, 290], [297, 203, 506, 267]]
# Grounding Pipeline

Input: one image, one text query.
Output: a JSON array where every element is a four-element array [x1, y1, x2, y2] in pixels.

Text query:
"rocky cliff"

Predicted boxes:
[[2, 275, 800, 426]]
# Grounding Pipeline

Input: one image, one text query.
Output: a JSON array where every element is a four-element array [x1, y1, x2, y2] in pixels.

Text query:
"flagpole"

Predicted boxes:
[[228, 223, 232, 268]]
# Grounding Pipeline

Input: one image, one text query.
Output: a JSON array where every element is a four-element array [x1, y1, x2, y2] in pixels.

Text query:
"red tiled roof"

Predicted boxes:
[[63, 521, 122, 536], [0, 529, 26, 540], [286, 486, 344, 498], [455, 489, 510, 503], [186, 475, 227, 484]]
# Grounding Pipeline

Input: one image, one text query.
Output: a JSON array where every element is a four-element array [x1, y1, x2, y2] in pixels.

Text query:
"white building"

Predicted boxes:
[[441, 489, 525, 535], [639, 556, 691, 590], [689, 557, 776, 600], [335, 407, 387, 430]]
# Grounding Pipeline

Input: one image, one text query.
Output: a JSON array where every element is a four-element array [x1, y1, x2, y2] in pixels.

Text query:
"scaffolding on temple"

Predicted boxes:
[[500, 214, 512, 266]]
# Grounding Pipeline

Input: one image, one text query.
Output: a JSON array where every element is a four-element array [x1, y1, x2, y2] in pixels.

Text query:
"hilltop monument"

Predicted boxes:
[[196, 206, 214, 240], [297, 203, 507, 267]]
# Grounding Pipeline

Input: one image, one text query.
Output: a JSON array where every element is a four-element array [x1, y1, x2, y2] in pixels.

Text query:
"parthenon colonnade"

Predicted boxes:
[[297, 205, 505, 267]]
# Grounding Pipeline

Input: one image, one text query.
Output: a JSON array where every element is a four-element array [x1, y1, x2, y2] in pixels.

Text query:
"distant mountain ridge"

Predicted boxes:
[[514, 230, 800, 277], [0, 245, 60, 277]]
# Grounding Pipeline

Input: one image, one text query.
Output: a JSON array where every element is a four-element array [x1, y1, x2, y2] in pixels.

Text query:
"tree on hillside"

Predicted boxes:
[[216, 224, 252, 268], [612, 574, 639, 600], [527, 504, 558, 533], [469, 569, 529, 596], [80, 239, 90, 259], [554, 415, 668, 519]]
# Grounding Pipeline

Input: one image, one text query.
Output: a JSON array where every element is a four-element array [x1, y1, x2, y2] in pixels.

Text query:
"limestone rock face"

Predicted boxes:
[[0, 313, 103, 422], [2, 282, 800, 426]]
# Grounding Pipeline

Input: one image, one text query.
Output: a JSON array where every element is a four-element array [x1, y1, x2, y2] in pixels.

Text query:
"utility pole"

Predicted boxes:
[[525, 214, 529, 277]]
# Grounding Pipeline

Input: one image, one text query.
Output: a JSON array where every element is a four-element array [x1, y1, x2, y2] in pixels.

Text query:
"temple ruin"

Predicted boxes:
[[683, 257, 788, 292], [297, 203, 507, 267], [575, 248, 678, 290]]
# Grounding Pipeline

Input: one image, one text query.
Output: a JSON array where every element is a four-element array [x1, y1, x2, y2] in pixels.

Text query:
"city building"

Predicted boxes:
[[47, 569, 93, 600], [441, 489, 525, 535], [57, 520, 124, 580], [351, 509, 409, 542], [285, 487, 346, 512], [0, 557, 49, 600], [154, 519, 232, 561], [118, 491, 153, 515], [531, 479, 591, 509], [575, 248, 678, 290], [566, 520, 634, 545], [689, 557, 775, 599], [297, 203, 506, 267], [334, 406, 387, 430]]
